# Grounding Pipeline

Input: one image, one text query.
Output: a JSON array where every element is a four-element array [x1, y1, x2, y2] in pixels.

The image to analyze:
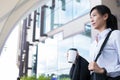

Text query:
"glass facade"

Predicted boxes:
[[26, 0, 91, 79], [43, 0, 90, 33], [28, 0, 90, 40], [37, 29, 91, 79]]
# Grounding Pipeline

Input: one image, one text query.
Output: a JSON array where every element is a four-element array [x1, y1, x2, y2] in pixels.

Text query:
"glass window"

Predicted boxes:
[[37, 8, 41, 28], [84, 22, 91, 37], [37, 30, 91, 79], [32, 0, 91, 77], [45, 38, 58, 71], [54, 0, 71, 10], [73, 34, 91, 61], [43, 0, 90, 34], [73, 0, 90, 18], [54, 0, 60, 10], [45, 6, 51, 16], [37, 43, 47, 75], [31, 45, 37, 75], [57, 37, 73, 70], [53, 10, 59, 29], [44, 14, 51, 33], [81, 22, 91, 37], [37, 38, 58, 77], [58, 0, 73, 25], [35, 8, 41, 40], [46, 0, 52, 8]]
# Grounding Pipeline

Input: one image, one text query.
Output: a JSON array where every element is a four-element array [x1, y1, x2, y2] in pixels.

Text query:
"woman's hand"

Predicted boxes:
[[88, 62, 104, 73]]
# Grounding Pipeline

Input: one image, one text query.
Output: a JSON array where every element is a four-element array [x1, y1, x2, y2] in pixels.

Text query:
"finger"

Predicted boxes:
[[88, 64, 94, 71], [92, 62, 96, 65]]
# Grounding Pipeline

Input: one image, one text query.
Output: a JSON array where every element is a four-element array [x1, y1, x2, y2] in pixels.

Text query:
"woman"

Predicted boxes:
[[88, 5, 120, 79]]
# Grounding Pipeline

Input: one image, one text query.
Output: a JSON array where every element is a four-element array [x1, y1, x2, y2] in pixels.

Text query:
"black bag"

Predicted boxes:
[[91, 72, 108, 80], [90, 31, 112, 80]]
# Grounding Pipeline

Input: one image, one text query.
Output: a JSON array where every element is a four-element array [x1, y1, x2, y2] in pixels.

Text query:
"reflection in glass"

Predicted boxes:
[[73, 0, 90, 18], [53, 10, 60, 29], [57, 37, 73, 70], [59, 0, 73, 25], [43, 0, 90, 34], [35, 8, 40, 40], [37, 43, 47, 75], [73, 34, 91, 61], [37, 38, 58, 77], [37, 0, 91, 77], [82, 22, 91, 37], [45, 14, 51, 33], [37, 30, 91, 79]]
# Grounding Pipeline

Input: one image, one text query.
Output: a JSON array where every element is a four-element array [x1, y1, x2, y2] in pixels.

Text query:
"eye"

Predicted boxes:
[[93, 14, 96, 17], [90, 14, 96, 19]]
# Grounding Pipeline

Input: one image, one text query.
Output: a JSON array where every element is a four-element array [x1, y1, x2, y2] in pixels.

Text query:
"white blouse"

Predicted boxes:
[[89, 28, 120, 77]]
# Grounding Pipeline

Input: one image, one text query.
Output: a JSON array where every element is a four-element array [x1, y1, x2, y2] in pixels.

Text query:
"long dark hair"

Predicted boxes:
[[90, 5, 118, 30]]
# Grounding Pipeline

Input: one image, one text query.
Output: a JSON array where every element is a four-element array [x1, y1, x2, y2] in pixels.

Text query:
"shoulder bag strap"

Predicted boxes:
[[94, 30, 113, 62]]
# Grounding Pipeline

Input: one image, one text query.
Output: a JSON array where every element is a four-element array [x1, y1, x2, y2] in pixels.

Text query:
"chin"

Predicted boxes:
[[94, 27, 98, 29], [92, 26, 97, 29]]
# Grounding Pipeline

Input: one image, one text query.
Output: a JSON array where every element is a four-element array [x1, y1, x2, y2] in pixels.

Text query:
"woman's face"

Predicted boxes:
[[90, 9, 107, 30]]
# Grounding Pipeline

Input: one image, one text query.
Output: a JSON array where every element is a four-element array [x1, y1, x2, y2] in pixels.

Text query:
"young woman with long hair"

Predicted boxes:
[[88, 5, 120, 80]]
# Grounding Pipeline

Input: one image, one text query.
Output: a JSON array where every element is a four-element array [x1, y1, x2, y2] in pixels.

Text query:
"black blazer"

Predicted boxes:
[[70, 55, 90, 80]]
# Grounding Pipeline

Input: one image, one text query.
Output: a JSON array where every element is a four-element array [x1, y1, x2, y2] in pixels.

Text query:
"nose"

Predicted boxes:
[[90, 17, 94, 23]]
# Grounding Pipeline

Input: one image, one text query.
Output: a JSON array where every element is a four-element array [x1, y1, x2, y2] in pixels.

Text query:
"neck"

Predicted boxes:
[[98, 24, 107, 32]]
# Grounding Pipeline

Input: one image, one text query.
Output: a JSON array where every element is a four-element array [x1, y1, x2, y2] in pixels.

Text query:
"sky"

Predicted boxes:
[[0, 26, 19, 80]]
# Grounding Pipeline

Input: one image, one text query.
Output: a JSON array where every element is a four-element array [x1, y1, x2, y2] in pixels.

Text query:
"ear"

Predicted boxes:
[[103, 13, 108, 20]]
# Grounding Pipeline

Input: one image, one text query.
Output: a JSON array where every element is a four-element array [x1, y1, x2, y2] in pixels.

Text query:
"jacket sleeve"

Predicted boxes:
[[110, 30, 120, 74]]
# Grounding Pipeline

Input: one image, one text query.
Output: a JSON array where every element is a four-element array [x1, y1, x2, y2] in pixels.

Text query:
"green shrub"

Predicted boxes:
[[38, 74, 51, 80], [59, 77, 70, 80], [20, 76, 36, 80]]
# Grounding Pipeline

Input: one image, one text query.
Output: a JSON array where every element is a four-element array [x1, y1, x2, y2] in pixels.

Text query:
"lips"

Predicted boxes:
[[92, 23, 95, 26]]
